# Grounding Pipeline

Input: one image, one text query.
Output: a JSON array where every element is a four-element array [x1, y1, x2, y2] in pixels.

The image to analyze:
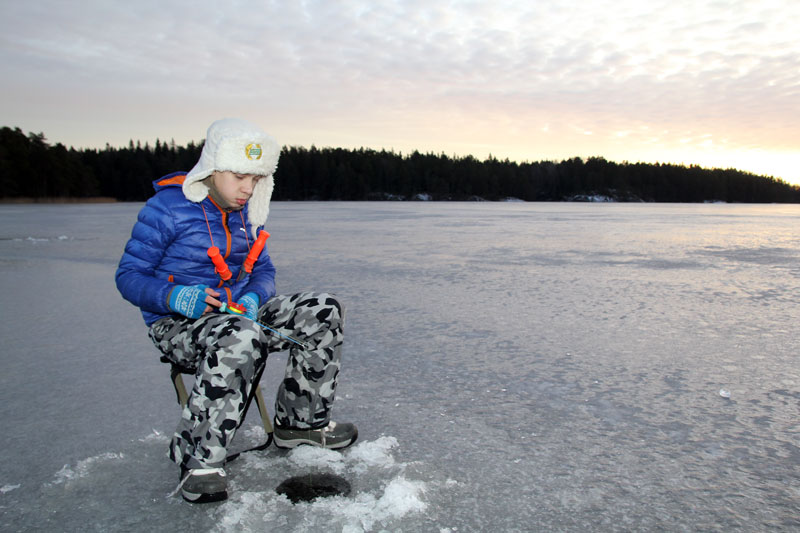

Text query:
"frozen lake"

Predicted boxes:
[[1, 201, 798, 531]]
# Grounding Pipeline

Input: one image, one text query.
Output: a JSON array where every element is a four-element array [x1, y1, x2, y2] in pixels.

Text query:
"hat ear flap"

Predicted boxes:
[[247, 175, 274, 237], [183, 172, 211, 202]]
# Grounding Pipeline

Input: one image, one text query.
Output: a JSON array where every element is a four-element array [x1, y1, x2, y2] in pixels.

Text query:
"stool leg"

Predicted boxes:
[[254, 385, 274, 434], [169, 362, 273, 462], [171, 366, 189, 406]]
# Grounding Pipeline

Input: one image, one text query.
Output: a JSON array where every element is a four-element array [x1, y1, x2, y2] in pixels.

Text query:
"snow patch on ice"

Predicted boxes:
[[241, 424, 267, 441], [284, 436, 399, 476], [215, 491, 285, 530], [1, 483, 21, 494], [13, 235, 71, 243], [345, 436, 398, 474], [287, 445, 346, 474], [50, 453, 125, 485], [314, 476, 427, 532], [137, 429, 167, 442], [214, 437, 430, 532]]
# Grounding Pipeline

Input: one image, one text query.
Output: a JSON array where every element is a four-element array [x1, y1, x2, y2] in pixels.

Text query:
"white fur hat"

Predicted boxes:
[[184, 118, 280, 235]]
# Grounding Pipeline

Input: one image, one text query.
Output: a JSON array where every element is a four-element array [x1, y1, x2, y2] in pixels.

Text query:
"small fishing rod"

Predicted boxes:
[[210, 230, 305, 347], [219, 301, 308, 349]]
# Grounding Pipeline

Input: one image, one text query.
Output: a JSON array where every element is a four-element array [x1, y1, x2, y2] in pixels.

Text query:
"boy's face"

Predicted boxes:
[[208, 171, 264, 211]]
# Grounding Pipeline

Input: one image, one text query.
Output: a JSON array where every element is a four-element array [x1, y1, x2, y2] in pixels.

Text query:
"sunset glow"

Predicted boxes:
[[1, 1, 798, 184]]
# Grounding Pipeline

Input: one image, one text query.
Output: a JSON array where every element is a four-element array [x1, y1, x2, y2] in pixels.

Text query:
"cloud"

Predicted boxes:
[[1, 0, 798, 182]]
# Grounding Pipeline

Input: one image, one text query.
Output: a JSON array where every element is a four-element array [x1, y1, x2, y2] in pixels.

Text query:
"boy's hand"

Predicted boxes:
[[168, 285, 222, 319], [237, 292, 260, 321]]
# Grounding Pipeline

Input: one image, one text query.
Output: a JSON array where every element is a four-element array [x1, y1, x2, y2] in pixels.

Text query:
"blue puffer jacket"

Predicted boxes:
[[116, 172, 277, 325]]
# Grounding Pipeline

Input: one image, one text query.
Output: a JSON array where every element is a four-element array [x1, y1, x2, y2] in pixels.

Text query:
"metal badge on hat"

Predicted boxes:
[[245, 143, 262, 160]]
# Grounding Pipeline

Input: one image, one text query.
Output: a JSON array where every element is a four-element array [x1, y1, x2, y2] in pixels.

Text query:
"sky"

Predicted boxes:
[[1, 0, 799, 185]]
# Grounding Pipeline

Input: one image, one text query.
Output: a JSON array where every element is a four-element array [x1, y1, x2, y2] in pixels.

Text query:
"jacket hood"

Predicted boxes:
[[183, 118, 280, 236]]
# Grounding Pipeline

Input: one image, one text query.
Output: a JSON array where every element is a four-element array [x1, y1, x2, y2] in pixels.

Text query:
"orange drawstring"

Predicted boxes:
[[201, 203, 263, 283], [201, 203, 216, 248], [202, 203, 232, 281]]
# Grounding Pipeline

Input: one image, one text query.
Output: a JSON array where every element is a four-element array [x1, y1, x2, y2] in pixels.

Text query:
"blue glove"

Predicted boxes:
[[237, 292, 260, 321], [168, 285, 209, 319]]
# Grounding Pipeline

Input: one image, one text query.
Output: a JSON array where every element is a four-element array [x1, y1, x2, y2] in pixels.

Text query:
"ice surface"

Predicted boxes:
[[1, 202, 799, 531]]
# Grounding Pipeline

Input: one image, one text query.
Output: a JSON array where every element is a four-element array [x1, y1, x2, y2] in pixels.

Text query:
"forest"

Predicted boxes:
[[2, 126, 798, 203]]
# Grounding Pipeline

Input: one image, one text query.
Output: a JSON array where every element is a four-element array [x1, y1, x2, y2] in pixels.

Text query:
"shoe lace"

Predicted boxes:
[[320, 421, 337, 447], [167, 467, 226, 499]]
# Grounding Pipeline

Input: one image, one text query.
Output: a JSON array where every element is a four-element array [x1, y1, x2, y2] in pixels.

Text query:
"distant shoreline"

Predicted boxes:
[[1, 197, 799, 206]]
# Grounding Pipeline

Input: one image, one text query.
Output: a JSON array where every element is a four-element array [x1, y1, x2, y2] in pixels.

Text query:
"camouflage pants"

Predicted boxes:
[[148, 291, 345, 469]]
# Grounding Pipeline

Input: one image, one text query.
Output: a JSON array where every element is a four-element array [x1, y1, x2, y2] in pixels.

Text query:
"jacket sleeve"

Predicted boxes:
[[115, 195, 178, 314], [239, 241, 276, 305]]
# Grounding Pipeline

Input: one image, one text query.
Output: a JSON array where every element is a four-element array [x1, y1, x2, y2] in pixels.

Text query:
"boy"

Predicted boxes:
[[116, 118, 357, 503]]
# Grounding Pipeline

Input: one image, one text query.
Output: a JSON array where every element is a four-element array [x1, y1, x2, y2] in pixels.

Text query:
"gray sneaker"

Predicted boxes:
[[274, 421, 358, 450], [179, 467, 228, 503]]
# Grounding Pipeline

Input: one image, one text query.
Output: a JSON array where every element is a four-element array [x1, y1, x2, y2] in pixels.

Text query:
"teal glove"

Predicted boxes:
[[168, 285, 209, 319], [237, 292, 260, 321]]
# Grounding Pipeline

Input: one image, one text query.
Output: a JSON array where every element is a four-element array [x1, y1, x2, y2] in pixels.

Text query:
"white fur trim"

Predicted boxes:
[[247, 176, 274, 236], [183, 118, 280, 235]]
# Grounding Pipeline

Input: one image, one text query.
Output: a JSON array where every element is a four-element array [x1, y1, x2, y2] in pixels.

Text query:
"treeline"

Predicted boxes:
[[2, 126, 798, 203]]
